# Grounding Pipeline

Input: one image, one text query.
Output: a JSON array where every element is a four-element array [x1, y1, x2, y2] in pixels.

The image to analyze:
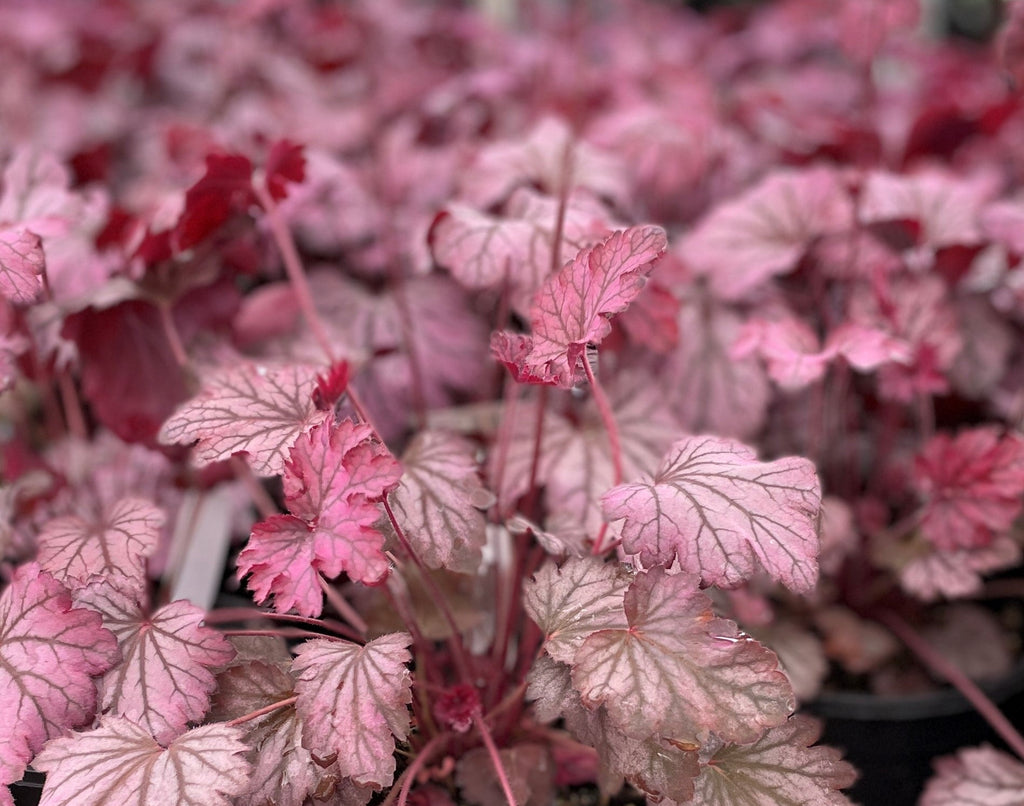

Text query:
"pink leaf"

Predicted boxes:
[[523, 557, 631, 665], [494, 225, 668, 387], [431, 189, 617, 314], [238, 419, 402, 615], [292, 633, 413, 788], [158, 361, 330, 477], [212, 660, 337, 806], [237, 515, 325, 617], [75, 582, 235, 745], [492, 372, 679, 541], [0, 565, 118, 791], [603, 435, 822, 593], [691, 716, 856, 805], [859, 169, 992, 251], [920, 745, 1024, 806], [899, 535, 1022, 602], [913, 428, 1024, 551], [461, 117, 628, 209], [388, 431, 488, 573], [571, 567, 794, 746], [283, 419, 401, 524], [682, 168, 853, 301], [527, 656, 700, 803], [662, 292, 770, 440], [36, 497, 163, 591], [32, 717, 251, 806], [430, 204, 537, 290], [0, 228, 44, 305], [732, 317, 832, 391]]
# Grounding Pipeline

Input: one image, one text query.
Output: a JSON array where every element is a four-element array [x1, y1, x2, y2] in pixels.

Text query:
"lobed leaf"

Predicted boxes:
[[0, 565, 118, 790], [36, 497, 163, 592], [522, 557, 630, 665], [689, 716, 856, 806], [158, 361, 329, 477], [494, 225, 667, 387], [913, 427, 1024, 551], [75, 582, 235, 745], [603, 435, 822, 592], [388, 430, 488, 572], [571, 567, 794, 746], [682, 167, 853, 301], [920, 745, 1024, 806], [527, 655, 700, 803], [32, 718, 251, 806], [212, 660, 338, 806], [292, 633, 413, 788], [0, 228, 44, 305]]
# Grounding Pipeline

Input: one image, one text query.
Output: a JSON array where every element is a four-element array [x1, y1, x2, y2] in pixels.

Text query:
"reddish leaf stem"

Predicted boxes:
[[202, 607, 363, 642], [318, 575, 369, 637], [225, 695, 298, 727], [583, 356, 621, 554], [252, 179, 336, 363], [56, 369, 88, 440], [157, 301, 190, 371], [876, 609, 1024, 762], [393, 731, 452, 806], [382, 498, 473, 683], [473, 708, 517, 806]]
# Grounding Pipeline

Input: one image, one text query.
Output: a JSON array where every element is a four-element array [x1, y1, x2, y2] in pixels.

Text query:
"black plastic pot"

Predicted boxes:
[[8, 769, 43, 806], [809, 663, 1024, 806]]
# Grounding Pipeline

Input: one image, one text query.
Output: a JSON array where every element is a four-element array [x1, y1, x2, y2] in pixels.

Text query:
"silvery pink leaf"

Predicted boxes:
[[32, 718, 250, 806], [292, 633, 413, 788], [158, 361, 329, 477], [603, 435, 822, 593], [689, 716, 856, 806], [732, 317, 832, 391], [522, 557, 630, 665], [0, 228, 44, 304], [682, 167, 853, 301], [212, 660, 337, 806], [36, 497, 163, 592], [527, 656, 699, 803], [571, 567, 794, 746], [493, 225, 667, 387], [899, 535, 1022, 602], [388, 430, 488, 573], [920, 745, 1024, 806], [461, 117, 629, 209], [74, 581, 235, 745], [662, 292, 770, 440], [0, 565, 118, 792], [859, 169, 993, 251]]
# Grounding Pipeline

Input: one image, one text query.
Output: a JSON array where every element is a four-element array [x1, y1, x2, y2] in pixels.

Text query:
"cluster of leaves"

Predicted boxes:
[[2, 0, 1024, 805]]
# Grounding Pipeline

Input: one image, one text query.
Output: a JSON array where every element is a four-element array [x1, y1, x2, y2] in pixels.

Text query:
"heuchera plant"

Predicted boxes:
[[3, 1, 1024, 804]]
